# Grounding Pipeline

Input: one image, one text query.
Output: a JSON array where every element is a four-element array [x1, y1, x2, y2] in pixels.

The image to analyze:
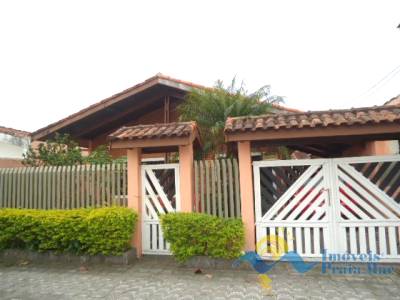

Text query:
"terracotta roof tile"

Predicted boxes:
[[0, 126, 30, 138], [225, 105, 400, 134], [108, 122, 197, 141]]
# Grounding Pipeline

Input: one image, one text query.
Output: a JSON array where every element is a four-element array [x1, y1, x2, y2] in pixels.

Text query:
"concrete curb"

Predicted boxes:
[[0, 248, 137, 265]]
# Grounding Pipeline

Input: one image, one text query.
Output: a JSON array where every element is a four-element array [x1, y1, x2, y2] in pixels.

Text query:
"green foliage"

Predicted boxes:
[[178, 78, 283, 156], [0, 207, 137, 256], [23, 133, 83, 167], [23, 133, 113, 167], [112, 156, 127, 164], [85, 145, 112, 165], [160, 212, 244, 262]]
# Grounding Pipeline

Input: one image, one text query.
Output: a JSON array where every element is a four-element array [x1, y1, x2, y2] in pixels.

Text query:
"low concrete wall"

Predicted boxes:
[[0, 249, 137, 265]]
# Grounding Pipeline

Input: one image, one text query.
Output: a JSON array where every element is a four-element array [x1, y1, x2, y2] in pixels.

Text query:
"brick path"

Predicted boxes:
[[0, 257, 399, 299]]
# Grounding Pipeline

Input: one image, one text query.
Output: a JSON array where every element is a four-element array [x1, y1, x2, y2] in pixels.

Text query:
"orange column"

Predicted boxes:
[[179, 144, 194, 212], [238, 141, 255, 251], [127, 148, 142, 257]]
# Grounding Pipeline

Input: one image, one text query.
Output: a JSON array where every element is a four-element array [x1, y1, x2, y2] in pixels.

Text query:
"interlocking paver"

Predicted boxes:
[[0, 258, 399, 299]]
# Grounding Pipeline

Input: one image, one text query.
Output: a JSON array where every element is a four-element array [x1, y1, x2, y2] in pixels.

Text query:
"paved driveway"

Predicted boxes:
[[0, 257, 399, 300]]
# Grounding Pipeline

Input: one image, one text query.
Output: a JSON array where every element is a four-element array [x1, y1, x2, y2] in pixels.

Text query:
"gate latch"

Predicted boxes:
[[321, 188, 330, 206]]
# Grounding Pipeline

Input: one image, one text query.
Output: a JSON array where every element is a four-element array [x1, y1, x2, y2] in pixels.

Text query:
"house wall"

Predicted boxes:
[[0, 158, 24, 168], [343, 140, 399, 157], [0, 133, 30, 168], [90, 101, 180, 158]]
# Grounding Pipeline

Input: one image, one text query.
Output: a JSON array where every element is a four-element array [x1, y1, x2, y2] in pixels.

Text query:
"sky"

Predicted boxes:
[[0, 0, 399, 132]]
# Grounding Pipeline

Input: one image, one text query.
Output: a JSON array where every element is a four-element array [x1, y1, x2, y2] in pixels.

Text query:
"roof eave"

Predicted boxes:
[[31, 76, 200, 141]]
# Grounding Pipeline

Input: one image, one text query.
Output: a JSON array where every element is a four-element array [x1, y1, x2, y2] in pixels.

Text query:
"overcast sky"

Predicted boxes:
[[0, 0, 399, 132]]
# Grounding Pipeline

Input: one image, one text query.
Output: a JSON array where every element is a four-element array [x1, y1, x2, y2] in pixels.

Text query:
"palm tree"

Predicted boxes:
[[178, 78, 283, 157]]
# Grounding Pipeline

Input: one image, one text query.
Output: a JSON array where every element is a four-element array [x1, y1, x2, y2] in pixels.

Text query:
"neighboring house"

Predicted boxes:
[[0, 126, 30, 168], [31, 73, 400, 158]]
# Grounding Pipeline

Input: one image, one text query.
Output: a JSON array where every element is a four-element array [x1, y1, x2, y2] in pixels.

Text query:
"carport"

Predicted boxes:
[[225, 104, 400, 261]]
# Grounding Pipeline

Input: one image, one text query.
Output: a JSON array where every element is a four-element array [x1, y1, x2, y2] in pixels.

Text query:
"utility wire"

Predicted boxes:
[[355, 64, 400, 100]]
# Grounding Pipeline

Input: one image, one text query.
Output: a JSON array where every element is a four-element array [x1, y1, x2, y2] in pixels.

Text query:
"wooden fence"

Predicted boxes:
[[0, 163, 127, 209], [0, 159, 241, 217], [194, 158, 241, 218]]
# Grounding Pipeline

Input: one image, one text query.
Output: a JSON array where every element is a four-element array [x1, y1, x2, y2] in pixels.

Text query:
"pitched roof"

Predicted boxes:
[[384, 95, 400, 106], [32, 73, 300, 141], [0, 126, 30, 138], [32, 73, 205, 140], [109, 122, 198, 141], [225, 105, 400, 133]]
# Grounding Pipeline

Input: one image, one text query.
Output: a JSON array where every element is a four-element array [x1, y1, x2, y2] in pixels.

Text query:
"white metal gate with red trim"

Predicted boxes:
[[253, 155, 400, 262], [141, 163, 180, 255]]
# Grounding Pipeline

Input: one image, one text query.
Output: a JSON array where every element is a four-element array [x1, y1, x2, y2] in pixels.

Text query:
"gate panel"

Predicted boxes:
[[254, 155, 400, 262], [142, 164, 180, 255], [254, 159, 332, 258], [333, 156, 400, 260]]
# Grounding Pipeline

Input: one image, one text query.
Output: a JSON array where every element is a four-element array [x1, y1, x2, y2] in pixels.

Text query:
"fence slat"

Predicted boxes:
[[233, 159, 241, 217], [111, 164, 116, 205], [70, 165, 74, 209], [0, 169, 5, 208], [199, 161, 205, 213], [221, 159, 228, 218], [205, 160, 211, 214], [194, 161, 200, 212], [12, 168, 17, 208], [116, 163, 121, 206], [122, 163, 127, 206], [57, 166, 62, 209], [194, 158, 241, 218], [80, 165, 85, 208], [75, 165, 80, 209], [227, 159, 234, 218], [211, 160, 216, 215], [106, 164, 110, 206]]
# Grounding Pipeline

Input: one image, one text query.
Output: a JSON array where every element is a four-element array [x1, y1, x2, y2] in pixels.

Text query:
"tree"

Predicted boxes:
[[85, 145, 112, 165], [178, 78, 283, 157], [23, 133, 83, 166], [23, 133, 112, 166]]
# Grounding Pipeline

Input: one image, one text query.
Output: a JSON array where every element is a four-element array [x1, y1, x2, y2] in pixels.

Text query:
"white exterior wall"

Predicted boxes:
[[0, 133, 30, 159]]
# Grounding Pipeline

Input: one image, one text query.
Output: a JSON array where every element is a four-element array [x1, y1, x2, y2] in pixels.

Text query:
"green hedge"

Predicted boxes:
[[160, 212, 244, 262], [0, 207, 137, 256]]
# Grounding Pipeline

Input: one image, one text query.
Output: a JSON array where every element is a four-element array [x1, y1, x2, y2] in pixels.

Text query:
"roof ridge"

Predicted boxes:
[[119, 121, 194, 129], [0, 125, 31, 137], [225, 104, 400, 134], [108, 121, 200, 142], [227, 104, 400, 120]]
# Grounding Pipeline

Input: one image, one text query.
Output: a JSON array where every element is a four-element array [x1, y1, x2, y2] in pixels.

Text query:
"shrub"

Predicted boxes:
[[0, 207, 137, 256], [160, 212, 244, 262]]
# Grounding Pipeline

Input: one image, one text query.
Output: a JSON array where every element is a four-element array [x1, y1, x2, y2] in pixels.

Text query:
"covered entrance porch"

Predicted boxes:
[[109, 122, 201, 256], [225, 104, 400, 262]]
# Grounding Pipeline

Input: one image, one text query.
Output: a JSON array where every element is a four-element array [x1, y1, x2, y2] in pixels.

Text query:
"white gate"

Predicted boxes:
[[254, 155, 400, 262], [142, 164, 180, 255]]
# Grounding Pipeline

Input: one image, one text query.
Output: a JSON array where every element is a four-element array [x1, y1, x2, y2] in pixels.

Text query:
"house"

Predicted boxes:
[[32, 74, 399, 159], [3, 74, 400, 260], [31, 74, 297, 159], [0, 126, 30, 168]]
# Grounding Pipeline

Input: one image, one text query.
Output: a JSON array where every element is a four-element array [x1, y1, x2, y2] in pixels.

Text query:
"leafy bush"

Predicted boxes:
[[160, 212, 244, 262], [0, 207, 137, 256], [23, 132, 113, 167]]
